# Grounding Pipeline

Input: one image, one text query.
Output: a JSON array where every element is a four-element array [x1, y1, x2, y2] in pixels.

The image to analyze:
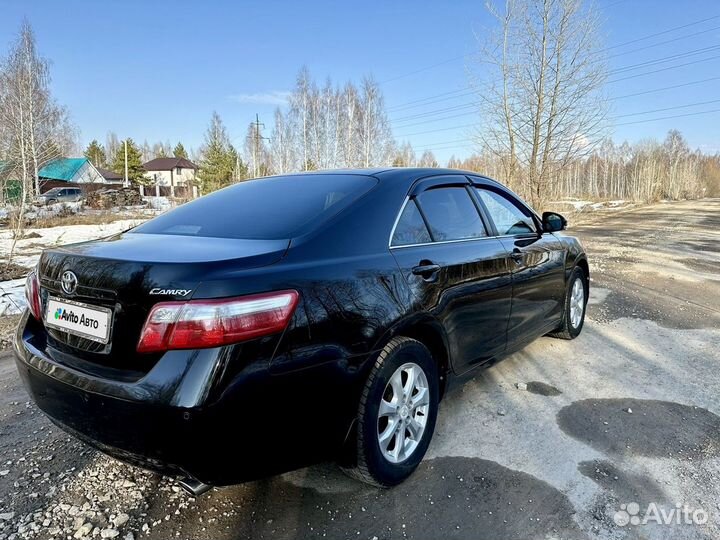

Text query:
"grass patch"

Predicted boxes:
[[30, 211, 149, 229], [0, 314, 21, 349], [0, 262, 29, 281]]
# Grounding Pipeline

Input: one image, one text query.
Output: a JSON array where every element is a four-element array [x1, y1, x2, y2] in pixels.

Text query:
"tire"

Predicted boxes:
[[549, 266, 588, 340], [344, 336, 439, 487]]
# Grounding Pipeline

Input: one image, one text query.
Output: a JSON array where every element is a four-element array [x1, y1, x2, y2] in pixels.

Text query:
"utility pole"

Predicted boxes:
[[247, 114, 269, 178], [123, 140, 129, 188]]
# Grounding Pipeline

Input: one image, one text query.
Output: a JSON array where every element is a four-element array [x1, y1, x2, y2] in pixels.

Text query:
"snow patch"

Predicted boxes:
[[143, 196, 172, 211], [0, 278, 26, 315], [0, 219, 146, 315]]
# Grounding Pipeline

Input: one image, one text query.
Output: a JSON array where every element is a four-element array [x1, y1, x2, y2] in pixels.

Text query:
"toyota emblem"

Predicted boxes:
[[61, 271, 78, 295]]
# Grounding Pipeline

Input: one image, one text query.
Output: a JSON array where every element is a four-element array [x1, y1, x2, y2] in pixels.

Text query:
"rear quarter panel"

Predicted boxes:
[[191, 178, 415, 452]]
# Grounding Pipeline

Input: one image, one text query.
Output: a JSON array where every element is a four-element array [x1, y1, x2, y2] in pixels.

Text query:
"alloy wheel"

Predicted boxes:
[[377, 362, 430, 463], [569, 278, 585, 328]]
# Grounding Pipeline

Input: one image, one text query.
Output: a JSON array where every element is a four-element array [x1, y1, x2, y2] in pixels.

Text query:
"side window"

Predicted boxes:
[[475, 189, 536, 235], [416, 187, 487, 241], [391, 200, 431, 246]]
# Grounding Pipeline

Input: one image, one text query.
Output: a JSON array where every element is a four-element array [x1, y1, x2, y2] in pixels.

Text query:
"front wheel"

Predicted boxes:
[[345, 337, 439, 487], [549, 266, 588, 340]]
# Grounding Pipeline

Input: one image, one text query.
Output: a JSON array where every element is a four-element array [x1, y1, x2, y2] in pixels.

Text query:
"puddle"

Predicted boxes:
[[526, 381, 562, 396], [557, 399, 720, 459]]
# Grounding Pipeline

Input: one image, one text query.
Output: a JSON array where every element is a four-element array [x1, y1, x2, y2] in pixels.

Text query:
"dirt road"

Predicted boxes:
[[1, 199, 719, 540]]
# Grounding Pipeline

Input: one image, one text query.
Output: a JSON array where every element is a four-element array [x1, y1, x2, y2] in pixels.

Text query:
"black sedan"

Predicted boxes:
[[14, 168, 588, 490]]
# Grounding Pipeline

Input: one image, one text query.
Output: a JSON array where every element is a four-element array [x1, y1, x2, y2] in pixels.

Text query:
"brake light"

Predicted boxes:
[[24, 271, 42, 320], [137, 290, 299, 353]]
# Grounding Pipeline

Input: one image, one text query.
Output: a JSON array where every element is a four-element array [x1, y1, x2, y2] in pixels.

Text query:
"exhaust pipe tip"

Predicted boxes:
[[177, 477, 212, 497]]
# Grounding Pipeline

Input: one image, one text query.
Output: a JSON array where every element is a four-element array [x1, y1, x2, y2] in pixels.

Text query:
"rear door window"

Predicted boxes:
[[416, 187, 487, 241], [132, 174, 377, 240]]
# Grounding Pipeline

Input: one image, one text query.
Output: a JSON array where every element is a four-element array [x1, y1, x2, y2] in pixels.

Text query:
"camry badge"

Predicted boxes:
[[60, 271, 78, 295], [149, 288, 193, 297]]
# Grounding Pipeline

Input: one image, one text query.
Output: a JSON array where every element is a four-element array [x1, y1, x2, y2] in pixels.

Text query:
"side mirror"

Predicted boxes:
[[542, 211, 567, 232]]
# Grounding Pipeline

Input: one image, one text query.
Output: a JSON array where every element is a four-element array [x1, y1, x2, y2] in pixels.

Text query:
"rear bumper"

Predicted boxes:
[[14, 312, 363, 485]]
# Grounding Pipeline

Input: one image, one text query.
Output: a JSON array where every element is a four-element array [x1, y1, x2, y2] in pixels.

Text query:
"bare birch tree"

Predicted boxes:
[[270, 68, 394, 173], [269, 107, 296, 174], [0, 20, 74, 263], [474, 0, 608, 206], [418, 149, 439, 168]]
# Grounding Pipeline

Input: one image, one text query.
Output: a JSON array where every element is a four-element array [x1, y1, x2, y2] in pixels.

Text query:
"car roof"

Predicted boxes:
[[267, 167, 500, 186]]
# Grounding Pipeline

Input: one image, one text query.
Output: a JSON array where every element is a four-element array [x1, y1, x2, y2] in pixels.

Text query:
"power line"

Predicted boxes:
[[387, 88, 474, 112], [381, 13, 720, 97], [399, 99, 720, 138], [393, 83, 720, 134], [615, 107, 720, 126], [413, 138, 473, 150], [403, 108, 720, 152], [611, 44, 720, 74], [379, 55, 467, 85], [392, 76, 720, 128], [388, 46, 720, 115], [394, 110, 478, 130], [392, 101, 477, 123], [601, 14, 720, 52], [613, 98, 720, 118], [410, 107, 720, 153], [398, 123, 477, 138], [608, 53, 720, 83], [613, 76, 720, 99], [247, 113, 270, 177], [606, 25, 720, 60]]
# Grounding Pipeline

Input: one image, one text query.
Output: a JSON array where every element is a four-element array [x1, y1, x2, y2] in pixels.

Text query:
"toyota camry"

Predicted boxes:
[[14, 168, 588, 490]]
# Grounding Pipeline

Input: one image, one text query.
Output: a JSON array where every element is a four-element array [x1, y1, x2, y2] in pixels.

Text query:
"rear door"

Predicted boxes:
[[470, 180, 566, 347], [390, 176, 513, 373]]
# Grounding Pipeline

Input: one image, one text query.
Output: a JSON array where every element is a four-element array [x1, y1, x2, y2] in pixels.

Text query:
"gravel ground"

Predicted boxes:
[[1, 198, 719, 540]]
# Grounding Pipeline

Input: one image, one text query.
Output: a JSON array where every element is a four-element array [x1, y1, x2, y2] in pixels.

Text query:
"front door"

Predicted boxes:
[[390, 178, 514, 373], [472, 185, 566, 347]]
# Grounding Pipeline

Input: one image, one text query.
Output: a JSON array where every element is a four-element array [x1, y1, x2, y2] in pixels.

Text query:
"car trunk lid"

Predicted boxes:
[[37, 232, 289, 374]]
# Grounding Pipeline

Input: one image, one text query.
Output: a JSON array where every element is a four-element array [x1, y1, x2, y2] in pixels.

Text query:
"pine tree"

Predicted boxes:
[[173, 142, 188, 159], [197, 112, 245, 193], [84, 140, 106, 168], [111, 138, 145, 184]]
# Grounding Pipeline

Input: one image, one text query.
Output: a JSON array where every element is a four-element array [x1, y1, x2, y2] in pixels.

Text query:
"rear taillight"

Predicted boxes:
[[24, 271, 42, 320], [137, 290, 299, 353]]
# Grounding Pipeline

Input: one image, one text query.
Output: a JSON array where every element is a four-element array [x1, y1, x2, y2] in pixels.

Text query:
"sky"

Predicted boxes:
[[1, 0, 719, 163]]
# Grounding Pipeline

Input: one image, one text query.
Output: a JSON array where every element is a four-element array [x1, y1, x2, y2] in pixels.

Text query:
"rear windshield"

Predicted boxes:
[[132, 174, 377, 240]]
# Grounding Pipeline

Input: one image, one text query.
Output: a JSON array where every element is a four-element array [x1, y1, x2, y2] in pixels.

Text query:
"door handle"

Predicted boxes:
[[510, 248, 524, 264], [412, 263, 441, 278]]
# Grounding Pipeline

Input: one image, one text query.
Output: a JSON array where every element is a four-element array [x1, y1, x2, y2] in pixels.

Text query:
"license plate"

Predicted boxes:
[[45, 296, 112, 344]]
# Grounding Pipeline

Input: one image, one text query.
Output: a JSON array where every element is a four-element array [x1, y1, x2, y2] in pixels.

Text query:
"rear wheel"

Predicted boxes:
[[345, 337, 439, 487], [549, 266, 587, 340]]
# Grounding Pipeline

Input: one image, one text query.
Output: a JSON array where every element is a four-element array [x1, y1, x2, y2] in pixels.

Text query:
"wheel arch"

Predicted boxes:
[[575, 255, 590, 285], [373, 314, 451, 400]]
